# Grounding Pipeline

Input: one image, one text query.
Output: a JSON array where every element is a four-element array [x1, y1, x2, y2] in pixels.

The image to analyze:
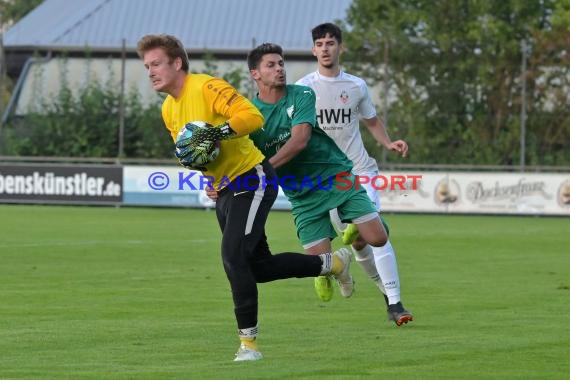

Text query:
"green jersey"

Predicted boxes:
[[251, 85, 353, 200]]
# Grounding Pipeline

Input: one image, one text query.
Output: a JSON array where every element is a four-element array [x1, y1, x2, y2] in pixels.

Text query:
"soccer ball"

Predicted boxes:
[[175, 121, 221, 166]]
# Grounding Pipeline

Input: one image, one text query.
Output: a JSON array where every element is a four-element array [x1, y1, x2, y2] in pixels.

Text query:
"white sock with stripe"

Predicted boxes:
[[318, 252, 333, 275], [372, 239, 401, 305]]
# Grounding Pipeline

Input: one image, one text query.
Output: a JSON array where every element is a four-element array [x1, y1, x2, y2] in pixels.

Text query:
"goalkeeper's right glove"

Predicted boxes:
[[175, 151, 207, 171], [174, 144, 209, 171]]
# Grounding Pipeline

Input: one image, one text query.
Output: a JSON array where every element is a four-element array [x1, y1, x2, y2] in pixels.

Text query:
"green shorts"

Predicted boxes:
[[290, 177, 377, 246]]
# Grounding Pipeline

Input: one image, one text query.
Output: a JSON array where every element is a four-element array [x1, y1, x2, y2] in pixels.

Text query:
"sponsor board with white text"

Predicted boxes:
[[0, 164, 122, 204]]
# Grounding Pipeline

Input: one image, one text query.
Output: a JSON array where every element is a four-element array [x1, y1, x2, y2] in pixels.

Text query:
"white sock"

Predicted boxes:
[[352, 245, 383, 290], [318, 252, 333, 275], [238, 325, 258, 340], [372, 239, 401, 305]]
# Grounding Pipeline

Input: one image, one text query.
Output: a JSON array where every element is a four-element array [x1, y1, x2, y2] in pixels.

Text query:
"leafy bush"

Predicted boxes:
[[2, 62, 172, 159]]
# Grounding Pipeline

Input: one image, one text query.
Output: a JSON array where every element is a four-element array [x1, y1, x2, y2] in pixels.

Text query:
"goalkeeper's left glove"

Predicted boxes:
[[190, 122, 236, 143]]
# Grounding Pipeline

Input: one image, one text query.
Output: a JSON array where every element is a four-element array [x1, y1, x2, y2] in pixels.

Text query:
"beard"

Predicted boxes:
[[271, 76, 286, 88]]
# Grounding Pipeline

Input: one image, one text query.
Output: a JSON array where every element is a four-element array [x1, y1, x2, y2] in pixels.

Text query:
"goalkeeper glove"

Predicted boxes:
[[176, 123, 234, 151], [190, 122, 236, 143], [178, 159, 207, 172], [174, 122, 230, 171], [175, 140, 214, 171], [175, 138, 213, 159], [175, 150, 207, 171]]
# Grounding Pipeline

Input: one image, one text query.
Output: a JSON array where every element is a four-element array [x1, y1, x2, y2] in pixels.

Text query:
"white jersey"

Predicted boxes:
[[296, 71, 379, 173]]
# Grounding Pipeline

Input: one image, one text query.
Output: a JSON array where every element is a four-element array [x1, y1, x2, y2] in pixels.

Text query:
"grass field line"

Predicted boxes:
[[0, 239, 212, 249]]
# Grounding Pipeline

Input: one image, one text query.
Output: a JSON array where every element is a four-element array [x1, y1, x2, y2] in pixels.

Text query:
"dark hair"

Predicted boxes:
[[247, 43, 283, 70], [136, 34, 190, 72], [311, 22, 343, 43]]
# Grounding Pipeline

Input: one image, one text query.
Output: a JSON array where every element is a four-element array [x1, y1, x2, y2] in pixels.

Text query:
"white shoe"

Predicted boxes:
[[333, 248, 354, 298], [234, 344, 263, 362]]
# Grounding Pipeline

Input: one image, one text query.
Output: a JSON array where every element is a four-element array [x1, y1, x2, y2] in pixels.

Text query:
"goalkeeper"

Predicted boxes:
[[136, 34, 352, 362]]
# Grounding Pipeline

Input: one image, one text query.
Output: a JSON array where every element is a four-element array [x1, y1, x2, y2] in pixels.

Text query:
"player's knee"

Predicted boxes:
[[352, 236, 367, 250], [365, 229, 388, 247], [368, 237, 387, 247], [222, 255, 245, 276]]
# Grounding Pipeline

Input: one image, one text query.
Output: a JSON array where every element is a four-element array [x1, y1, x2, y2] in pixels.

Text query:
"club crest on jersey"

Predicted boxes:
[[286, 105, 295, 119], [340, 90, 349, 104]]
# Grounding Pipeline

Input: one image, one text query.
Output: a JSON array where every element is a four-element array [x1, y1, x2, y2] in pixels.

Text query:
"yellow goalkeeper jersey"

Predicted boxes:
[[162, 73, 265, 189]]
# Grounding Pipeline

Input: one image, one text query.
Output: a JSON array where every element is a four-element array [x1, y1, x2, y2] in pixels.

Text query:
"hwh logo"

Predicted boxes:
[[317, 108, 351, 124]]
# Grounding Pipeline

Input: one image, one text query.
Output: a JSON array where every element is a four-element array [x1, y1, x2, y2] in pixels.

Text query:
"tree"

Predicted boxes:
[[198, 51, 251, 93], [0, 0, 43, 26], [341, 0, 570, 166]]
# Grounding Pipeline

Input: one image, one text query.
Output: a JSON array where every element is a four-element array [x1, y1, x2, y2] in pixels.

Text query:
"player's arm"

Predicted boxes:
[[202, 78, 264, 138], [268, 123, 311, 169], [358, 79, 408, 157], [362, 116, 408, 158], [269, 85, 317, 168]]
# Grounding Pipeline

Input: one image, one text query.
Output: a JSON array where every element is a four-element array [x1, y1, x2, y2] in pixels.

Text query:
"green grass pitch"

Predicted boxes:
[[0, 205, 568, 379]]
